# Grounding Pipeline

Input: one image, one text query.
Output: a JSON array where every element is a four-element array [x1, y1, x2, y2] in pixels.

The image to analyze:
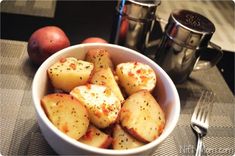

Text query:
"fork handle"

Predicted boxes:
[[195, 134, 203, 156]]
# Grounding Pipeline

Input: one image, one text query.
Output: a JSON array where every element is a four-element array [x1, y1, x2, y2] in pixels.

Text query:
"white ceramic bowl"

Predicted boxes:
[[32, 43, 180, 155]]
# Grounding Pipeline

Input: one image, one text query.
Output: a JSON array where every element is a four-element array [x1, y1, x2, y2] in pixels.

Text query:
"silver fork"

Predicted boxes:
[[191, 90, 214, 156]]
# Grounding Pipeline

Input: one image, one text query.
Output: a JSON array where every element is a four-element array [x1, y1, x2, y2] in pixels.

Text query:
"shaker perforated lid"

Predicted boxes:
[[171, 10, 215, 34], [165, 9, 216, 48]]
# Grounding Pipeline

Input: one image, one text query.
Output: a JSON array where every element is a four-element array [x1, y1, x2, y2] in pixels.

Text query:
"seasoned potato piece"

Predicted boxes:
[[85, 48, 114, 72], [120, 90, 165, 142], [90, 67, 124, 102], [116, 62, 156, 95], [41, 93, 89, 140], [79, 124, 113, 148], [113, 124, 144, 150], [70, 84, 121, 128], [48, 57, 94, 92]]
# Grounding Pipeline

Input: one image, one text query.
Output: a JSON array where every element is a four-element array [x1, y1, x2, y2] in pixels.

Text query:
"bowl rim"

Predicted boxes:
[[32, 43, 180, 155]]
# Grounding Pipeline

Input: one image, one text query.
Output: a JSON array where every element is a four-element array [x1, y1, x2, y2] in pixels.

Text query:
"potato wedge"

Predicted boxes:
[[41, 93, 89, 140], [85, 48, 114, 72], [70, 84, 121, 128], [48, 57, 94, 92], [90, 67, 124, 102], [119, 90, 165, 142], [113, 124, 144, 150], [79, 124, 113, 148], [116, 62, 156, 95]]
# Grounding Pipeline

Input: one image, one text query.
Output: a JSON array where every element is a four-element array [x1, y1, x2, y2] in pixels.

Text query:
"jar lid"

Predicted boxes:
[[171, 10, 215, 34]]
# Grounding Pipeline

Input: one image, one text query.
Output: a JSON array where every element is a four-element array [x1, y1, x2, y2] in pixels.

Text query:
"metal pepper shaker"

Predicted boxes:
[[155, 9, 223, 83]]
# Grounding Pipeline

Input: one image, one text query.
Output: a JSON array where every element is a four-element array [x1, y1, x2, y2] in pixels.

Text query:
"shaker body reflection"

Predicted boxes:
[[155, 10, 220, 83], [155, 35, 199, 83], [115, 16, 150, 51], [110, 0, 161, 52]]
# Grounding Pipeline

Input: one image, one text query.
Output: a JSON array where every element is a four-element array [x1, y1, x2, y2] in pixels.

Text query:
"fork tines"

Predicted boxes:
[[191, 90, 215, 129]]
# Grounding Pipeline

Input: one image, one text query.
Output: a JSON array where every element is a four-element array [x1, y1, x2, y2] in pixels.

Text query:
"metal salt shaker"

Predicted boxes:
[[155, 9, 223, 83], [110, 0, 161, 52]]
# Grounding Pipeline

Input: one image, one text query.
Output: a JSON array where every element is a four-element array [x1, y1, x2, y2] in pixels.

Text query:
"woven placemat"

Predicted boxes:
[[1, 0, 56, 18], [0, 39, 234, 155]]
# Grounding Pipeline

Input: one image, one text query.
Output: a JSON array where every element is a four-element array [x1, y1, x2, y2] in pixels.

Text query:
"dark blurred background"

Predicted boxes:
[[1, 1, 234, 94]]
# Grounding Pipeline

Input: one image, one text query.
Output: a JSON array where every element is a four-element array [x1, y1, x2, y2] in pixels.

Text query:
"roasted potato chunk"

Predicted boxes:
[[41, 93, 89, 140], [116, 62, 156, 95], [70, 84, 121, 128], [79, 124, 113, 148], [90, 67, 124, 102], [113, 124, 144, 150], [48, 57, 94, 92], [119, 90, 165, 142], [85, 48, 114, 72]]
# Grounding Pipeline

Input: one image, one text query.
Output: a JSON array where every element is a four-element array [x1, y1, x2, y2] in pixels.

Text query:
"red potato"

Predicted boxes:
[[82, 37, 108, 44], [27, 26, 70, 66]]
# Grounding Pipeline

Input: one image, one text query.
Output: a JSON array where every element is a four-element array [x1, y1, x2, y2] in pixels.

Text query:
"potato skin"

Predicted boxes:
[[48, 57, 94, 92], [116, 62, 157, 95], [82, 37, 108, 44], [79, 124, 113, 148], [41, 93, 89, 140], [27, 26, 70, 66], [119, 90, 165, 142], [112, 124, 144, 150]]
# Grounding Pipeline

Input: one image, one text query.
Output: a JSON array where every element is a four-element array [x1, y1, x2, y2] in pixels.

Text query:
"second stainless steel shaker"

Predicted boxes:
[[155, 9, 223, 83], [110, 0, 161, 52]]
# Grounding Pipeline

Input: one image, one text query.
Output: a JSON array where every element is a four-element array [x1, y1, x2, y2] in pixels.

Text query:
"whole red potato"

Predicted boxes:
[[27, 26, 70, 66], [82, 37, 108, 44]]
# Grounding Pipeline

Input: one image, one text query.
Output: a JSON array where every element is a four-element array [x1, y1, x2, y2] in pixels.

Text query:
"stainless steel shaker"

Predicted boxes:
[[110, 0, 161, 52], [155, 9, 223, 83]]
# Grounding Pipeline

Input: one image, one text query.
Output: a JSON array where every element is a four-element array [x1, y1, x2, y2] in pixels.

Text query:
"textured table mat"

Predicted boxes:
[[0, 0, 56, 18], [0, 39, 234, 155]]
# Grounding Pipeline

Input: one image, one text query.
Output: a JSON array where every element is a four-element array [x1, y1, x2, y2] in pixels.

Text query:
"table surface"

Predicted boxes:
[[1, 39, 234, 155], [1, 1, 234, 156]]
